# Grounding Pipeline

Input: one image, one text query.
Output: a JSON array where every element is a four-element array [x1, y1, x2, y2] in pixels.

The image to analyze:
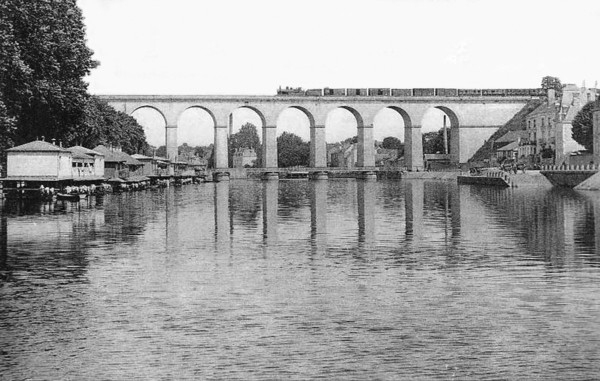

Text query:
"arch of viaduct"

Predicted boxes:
[[100, 94, 533, 171]]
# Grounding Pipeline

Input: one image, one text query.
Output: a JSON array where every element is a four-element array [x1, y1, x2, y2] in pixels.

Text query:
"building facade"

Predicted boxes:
[[525, 85, 597, 164]]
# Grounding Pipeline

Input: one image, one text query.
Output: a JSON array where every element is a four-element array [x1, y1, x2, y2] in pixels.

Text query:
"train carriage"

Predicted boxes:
[[412, 88, 436, 97], [435, 88, 458, 97], [457, 89, 483, 97], [391, 88, 413, 96], [304, 88, 323, 96], [323, 88, 345, 96], [347, 88, 368, 96], [368, 88, 390, 96], [482, 89, 506, 96]]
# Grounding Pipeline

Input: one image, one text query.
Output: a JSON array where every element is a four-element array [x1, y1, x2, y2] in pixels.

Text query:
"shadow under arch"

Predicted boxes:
[[130, 105, 168, 126], [338, 105, 364, 128], [285, 105, 316, 128], [434, 106, 460, 128], [234, 105, 267, 128], [385, 105, 413, 128], [179, 105, 217, 127]]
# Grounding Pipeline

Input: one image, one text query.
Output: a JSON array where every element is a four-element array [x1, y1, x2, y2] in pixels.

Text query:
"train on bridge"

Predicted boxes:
[[276, 86, 545, 97]]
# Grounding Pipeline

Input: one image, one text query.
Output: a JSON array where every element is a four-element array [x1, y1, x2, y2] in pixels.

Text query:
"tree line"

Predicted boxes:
[[0, 0, 149, 166]]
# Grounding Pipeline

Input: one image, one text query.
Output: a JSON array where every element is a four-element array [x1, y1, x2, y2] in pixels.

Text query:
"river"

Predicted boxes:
[[1, 179, 599, 380]]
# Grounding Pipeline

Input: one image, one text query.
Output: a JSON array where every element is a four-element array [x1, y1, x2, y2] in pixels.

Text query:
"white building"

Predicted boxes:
[[6, 140, 73, 179]]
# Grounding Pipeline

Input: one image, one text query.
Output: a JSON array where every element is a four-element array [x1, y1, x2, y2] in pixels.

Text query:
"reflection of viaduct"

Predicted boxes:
[[101, 94, 535, 171], [211, 179, 600, 259]]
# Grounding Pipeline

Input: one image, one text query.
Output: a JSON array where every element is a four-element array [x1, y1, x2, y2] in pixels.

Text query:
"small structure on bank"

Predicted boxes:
[[232, 148, 257, 168], [1, 140, 105, 199]]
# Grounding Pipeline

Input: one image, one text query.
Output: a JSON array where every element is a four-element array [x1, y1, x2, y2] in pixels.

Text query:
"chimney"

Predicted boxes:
[[548, 89, 556, 105], [41, 136, 45, 142], [51, 138, 56, 145], [59, 140, 62, 147]]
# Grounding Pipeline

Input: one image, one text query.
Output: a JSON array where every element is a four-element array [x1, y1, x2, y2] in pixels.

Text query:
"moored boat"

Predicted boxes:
[[57, 193, 86, 202]]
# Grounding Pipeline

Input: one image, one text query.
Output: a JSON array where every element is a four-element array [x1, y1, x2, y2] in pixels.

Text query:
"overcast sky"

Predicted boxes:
[[77, 0, 600, 146]]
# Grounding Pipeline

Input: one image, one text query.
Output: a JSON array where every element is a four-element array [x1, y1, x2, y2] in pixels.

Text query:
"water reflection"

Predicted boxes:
[[2, 181, 600, 379], [214, 182, 230, 244], [262, 180, 278, 243], [310, 179, 327, 255], [405, 180, 424, 240], [357, 180, 375, 243]]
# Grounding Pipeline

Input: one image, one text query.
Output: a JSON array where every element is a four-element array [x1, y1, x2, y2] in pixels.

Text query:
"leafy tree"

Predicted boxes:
[[422, 128, 451, 154], [228, 122, 262, 167], [277, 132, 310, 167], [194, 144, 212, 158], [381, 136, 403, 150], [572, 101, 595, 152], [0, 0, 98, 147], [541, 76, 563, 97], [154, 145, 167, 158], [342, 136, 358, 144], [77, 96, 148, 154]]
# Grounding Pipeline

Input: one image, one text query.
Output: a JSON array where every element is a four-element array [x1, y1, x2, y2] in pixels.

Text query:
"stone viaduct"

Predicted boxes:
[[100, 94, 536, 171]]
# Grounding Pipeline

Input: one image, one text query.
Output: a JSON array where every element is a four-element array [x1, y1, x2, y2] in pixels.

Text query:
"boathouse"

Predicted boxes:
[[68, 146, 105, 179], [5, 140, 73, 180]]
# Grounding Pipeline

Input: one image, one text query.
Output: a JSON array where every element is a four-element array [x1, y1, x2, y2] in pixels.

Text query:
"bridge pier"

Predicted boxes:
[[357, 124, 375, 167], [214, 125, 229, 169], [405, 125, 424, 171], [166, 125, 178, 161], [262, 125, 278, 168], [310, 125, 327, 167]]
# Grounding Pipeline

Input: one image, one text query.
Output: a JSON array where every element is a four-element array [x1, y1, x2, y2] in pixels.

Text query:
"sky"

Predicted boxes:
[[77, 0, 600, 146]]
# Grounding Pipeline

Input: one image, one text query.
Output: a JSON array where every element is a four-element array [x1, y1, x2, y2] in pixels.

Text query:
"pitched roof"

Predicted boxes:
[[496, 130, 529, 143], [7, 140, 70, 153], [92, 145, 125, 163], [93, 145, 142, 166], [68, 145, 104, 157], [71, 151, 94, 160], [497, 141, 519, 151], [527, 102, 557, 118]]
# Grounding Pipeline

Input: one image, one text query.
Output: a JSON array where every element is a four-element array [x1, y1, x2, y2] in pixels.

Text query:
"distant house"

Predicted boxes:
[[493, 130, 532, 162], [6, 140, 73, 180], [375, 148, 398, 166], [327, 143, 357, 168], [496, 141, 519, 161], [232, 148, 257, 168]]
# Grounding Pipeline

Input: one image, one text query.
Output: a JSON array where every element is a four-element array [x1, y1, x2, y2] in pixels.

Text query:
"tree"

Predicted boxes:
[[229, 122, 262, 167], [572, 101, 595, 152], [381, 136, 403, 150], [0, 0, 98, 147], [422, 128, 451, 154], [277, 132, 310, 167], [541, 76, 563, 98], [77, 96, 149, 154], [155, 145, 167, 158], [381, 136, 405, 157]]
